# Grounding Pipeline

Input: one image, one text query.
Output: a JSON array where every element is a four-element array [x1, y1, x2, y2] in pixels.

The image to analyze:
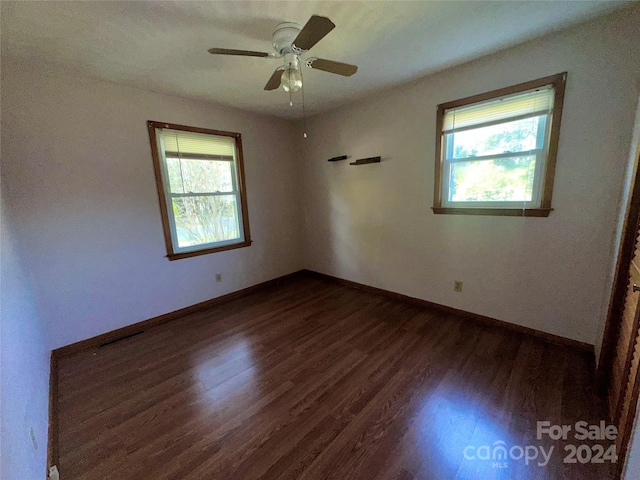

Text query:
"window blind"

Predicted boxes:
[[159, 129, 236, 159], [443, 86, 554, 133]]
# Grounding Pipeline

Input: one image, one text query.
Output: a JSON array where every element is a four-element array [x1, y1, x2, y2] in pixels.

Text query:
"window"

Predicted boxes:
[[148, 121, 251, 260], [433, 73, 566, 217]]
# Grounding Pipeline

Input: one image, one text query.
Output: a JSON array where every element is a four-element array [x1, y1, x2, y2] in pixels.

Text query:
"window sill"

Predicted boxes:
[[167, 239, 252, 261], [432, 207, 552, 217]]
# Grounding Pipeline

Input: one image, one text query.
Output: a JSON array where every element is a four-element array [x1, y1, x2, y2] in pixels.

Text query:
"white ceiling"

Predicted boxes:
[[1, 1, 633, 119]]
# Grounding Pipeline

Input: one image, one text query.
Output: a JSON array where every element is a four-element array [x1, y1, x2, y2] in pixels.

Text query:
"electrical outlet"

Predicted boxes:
[[28, 426, 38, 452], [215, 273, 222, 283], [454, 281, 463, 293], [49, 465, 60, 480]]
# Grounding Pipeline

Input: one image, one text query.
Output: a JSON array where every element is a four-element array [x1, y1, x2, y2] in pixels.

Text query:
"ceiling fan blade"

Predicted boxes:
[[307, 58, 358, 77], [208, 48, 270, 58], [264, 68, 284, 90], [292, 15, 335, 52]]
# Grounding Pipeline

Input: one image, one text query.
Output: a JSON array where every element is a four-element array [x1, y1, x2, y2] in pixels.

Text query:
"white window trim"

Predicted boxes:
[[156, 130, 245, 253], [440, 111, 552, 210]]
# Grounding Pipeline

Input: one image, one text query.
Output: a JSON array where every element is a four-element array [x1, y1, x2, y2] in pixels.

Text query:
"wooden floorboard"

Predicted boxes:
[[56, 275, 612, 479]]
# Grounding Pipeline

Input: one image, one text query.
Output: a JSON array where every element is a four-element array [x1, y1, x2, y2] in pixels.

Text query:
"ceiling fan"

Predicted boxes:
[[208, 15, 358, 93]]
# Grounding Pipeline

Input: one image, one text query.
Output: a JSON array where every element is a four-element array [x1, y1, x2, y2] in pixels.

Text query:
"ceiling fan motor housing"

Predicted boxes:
[[272, 22, 302, 55]]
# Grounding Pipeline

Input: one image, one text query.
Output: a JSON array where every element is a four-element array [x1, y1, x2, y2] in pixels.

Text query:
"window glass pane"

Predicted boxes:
[[166, 158, 234, 194], [449, 115, 544, 159], [172, 195, 241, 248], [450, 155, 536, 202]]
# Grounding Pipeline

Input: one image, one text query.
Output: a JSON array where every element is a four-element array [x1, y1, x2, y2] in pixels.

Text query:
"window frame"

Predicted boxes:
[[432, 72, 567, 217], [147, 121, 252, 260]]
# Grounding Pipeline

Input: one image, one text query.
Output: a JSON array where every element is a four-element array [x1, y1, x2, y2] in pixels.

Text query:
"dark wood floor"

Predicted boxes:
[[57, 274, 613, 479]]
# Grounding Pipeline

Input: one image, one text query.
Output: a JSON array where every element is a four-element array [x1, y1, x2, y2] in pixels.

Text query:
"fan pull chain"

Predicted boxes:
[[289, 86, 293, 107], [300, 68, 308, 138]]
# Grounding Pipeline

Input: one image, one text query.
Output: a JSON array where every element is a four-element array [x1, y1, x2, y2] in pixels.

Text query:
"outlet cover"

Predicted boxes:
[[215, 273, 222, 283], [49, 466, 60, 480], [454, 281, 463, 292]]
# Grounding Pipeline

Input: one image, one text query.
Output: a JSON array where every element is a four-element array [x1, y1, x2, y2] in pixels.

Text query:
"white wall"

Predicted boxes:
[[1, 61, 303, 349], [300, 7, 640, 346], [0, 180, 51, 480]]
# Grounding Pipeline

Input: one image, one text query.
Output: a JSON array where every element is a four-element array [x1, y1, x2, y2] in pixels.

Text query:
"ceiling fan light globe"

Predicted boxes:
[[281, 67, 302, 93]]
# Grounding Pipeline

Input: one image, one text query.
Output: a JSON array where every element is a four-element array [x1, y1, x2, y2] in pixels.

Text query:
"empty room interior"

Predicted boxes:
[[4, 1, 640, 479]]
